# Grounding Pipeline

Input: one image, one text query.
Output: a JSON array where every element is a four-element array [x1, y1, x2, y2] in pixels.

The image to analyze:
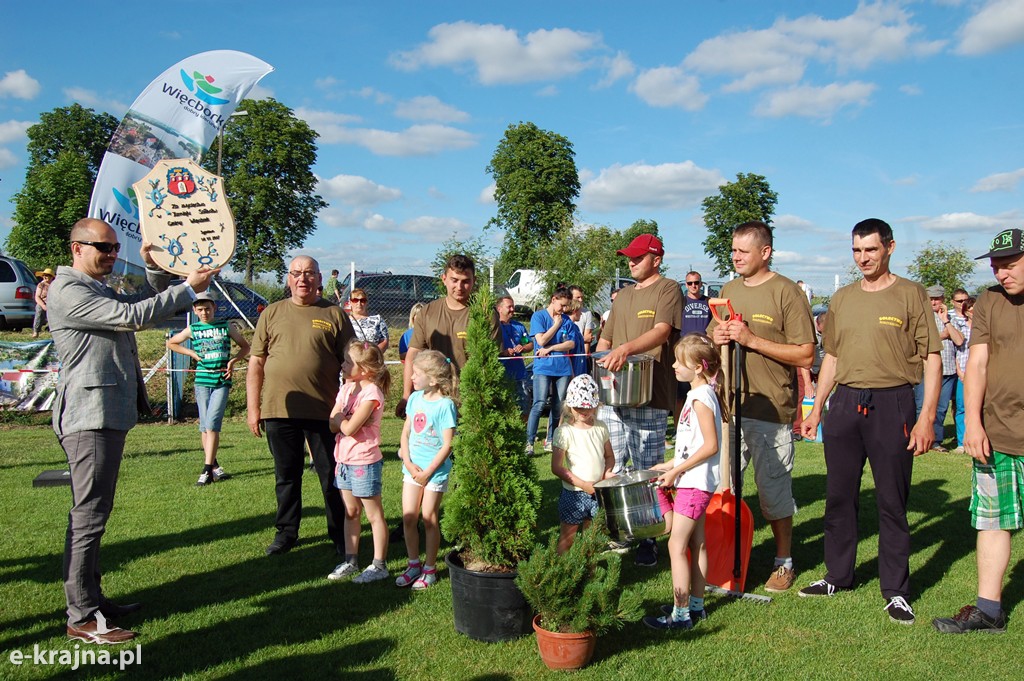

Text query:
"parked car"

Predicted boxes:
[[0, 255, 38, 330], [169, 279, 268, 326], [342, 273, 441, 325]]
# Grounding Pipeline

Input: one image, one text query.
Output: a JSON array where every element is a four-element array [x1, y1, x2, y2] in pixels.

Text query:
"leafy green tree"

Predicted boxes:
[[538, 223, 621, 299], [205, 98, 326, 284], [6, 104, 117, 269], [907, 240, 977, 298], [701, 173, 778, 276], [486, 122, 580, 280], [429, 232, 494, 287], [7, 153, 93, 271], [26, 103, 117, 177], [616, 219, 661, 251]]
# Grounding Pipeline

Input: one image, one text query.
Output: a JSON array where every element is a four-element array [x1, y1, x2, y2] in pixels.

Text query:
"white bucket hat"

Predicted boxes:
[[565, 374, 600, 409]]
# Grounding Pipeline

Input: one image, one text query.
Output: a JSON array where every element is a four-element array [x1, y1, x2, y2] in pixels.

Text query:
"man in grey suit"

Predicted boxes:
[[48, 218, 218, 645]]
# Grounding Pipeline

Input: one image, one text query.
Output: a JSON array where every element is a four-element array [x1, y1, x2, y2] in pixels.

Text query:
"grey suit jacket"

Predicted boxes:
[[48, 266, 196, 437]]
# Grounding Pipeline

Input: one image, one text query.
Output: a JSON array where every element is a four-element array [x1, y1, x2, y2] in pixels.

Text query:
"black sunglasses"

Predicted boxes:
[[685, 281, 702, 286], [74, 240, 121, 254]]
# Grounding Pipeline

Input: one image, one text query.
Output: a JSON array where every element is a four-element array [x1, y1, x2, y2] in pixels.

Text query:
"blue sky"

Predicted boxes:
[[2, 1, 1023, 292]]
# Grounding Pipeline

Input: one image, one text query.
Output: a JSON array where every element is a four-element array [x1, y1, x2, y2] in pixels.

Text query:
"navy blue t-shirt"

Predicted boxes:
[[682, 295, 712, 336]]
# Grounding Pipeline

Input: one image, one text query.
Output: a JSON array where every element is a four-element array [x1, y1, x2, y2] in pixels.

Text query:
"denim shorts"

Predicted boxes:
[[195, 384, 230, 433], [558, 488, 599, 526], [335, 461, 383, 498], [403, 473, 448, 494]]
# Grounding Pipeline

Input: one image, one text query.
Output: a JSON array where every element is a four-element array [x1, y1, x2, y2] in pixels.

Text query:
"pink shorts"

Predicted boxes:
[[657, 487, 714, 521]]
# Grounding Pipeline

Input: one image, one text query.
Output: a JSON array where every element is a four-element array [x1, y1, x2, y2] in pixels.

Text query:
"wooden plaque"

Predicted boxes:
[[133, 159, 236, 275]]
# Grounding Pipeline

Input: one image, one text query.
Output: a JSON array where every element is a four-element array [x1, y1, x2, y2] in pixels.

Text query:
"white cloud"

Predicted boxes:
[[900, 84, 923, 96], [773, 214, 818, 233], [0, 69, 41, 99], [683, 4, 942, 92], [957, 0, 1024, 55], [0, 147, 18, 169], [63, 87, 129, 116], [319, 207, 365, 229], [630, 67, 708, 110], [754, 81, 876, 120], [0, 120, 31, 144], [971, 168, 1024, 192], [479, 183, 496, 204], [917, 211, 1020, 232], [320, 123, 477, 156], [246, 83, 274, 101], [892, 174, 920, 186], [314, 76, 341, 90], [394, 95, 469, 123], [295, 107, 362, 127], [319, 174, 402, 205], [391, 22, 602, 84], [581, 161, 725, 211], [363, 213, 470, 241], [596, 51, 636, 88]]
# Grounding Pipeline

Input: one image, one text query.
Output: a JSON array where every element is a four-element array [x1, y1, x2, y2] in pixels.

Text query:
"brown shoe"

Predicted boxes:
[[765, 565, 796, 592], [67, 616, 137, 645]]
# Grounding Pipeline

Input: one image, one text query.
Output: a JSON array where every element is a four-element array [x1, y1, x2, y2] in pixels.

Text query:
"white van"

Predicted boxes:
[[504, 269, 635, 316]]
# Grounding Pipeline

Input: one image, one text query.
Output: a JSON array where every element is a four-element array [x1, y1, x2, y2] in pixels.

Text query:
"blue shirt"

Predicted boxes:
[[399, 327, 413, 357], [404, 390, 457, 484], [682, 295, 712, 336], [500, 319, 529, 380], [530, 309, 573, 377]]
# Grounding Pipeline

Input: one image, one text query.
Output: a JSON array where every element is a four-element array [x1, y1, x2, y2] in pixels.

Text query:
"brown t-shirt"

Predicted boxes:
[[969, 286, 1024, 455], [604, 276, 683, 411], [712, 273, 815, 423], [410, 297, 472, 371], [250, 298, 355, 420], [824, 276, 940, 389]]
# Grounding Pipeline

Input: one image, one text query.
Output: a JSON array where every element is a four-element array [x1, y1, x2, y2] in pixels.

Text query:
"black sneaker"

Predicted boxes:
[[661, 605, 707, 621], [643, 614, 693, 631], [932, 605, 1007, 634], [635, 538, 658, 567], [798, 579, 840, 597], [884, 596, 915, 625]]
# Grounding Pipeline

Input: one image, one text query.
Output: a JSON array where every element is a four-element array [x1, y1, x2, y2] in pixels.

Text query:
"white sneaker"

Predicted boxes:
[[195, 472, 212, 486], [543, 439, 553, 452], [327, 562, 359, 581], [212, 466, 230, 481], [353, 565, 390, 584]]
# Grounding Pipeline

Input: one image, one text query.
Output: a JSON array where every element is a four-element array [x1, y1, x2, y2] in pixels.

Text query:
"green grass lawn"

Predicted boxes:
[[1, 415, 1021, 680]]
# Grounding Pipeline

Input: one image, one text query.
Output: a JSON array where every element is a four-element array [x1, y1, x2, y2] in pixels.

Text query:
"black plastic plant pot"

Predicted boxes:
[[445, 550, 533, 643]]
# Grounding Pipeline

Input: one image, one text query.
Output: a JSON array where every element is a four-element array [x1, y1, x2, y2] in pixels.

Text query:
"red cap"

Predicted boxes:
[[617, 234, 664, 257]]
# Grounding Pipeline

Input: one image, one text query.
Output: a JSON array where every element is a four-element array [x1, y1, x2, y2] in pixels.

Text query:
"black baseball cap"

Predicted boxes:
[[976, 228, 1024, 260]]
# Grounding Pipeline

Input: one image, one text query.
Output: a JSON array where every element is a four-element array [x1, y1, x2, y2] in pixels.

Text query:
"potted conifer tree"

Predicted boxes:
[[442, 288, 542, 642], [515, 516, 643, 670]]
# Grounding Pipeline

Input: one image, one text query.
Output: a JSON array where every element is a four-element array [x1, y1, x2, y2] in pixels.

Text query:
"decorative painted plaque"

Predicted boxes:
[[133, 159, 236, 275]]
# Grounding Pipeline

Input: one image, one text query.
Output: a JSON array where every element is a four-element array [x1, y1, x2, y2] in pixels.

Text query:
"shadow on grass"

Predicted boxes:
[[216, 639, 400, 680]]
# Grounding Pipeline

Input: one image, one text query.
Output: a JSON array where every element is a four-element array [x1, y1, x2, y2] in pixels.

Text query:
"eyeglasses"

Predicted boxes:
[[953, 298, 968, 304], [350, 298, 367, 303], [288, 270, 318, 279], [685, 281, 702, 287], [74, 241, 121, 254]]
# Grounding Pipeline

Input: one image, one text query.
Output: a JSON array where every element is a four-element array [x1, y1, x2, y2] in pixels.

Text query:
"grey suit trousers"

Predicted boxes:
[[60, 429, 127, 626]]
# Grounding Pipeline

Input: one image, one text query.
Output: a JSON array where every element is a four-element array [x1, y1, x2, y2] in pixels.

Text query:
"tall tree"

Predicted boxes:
[[538, 223, 621, 299], [701, 173, 778, 276], [430, 232, 494, 294], [907, 240, 977, 298], [6, 104, 117, 270], [486, 122, 580, 280], [205, 98, 326, 284]]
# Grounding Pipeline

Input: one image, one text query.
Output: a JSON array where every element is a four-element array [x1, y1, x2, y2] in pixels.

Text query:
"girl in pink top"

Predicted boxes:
[[327, 341, 392, 584]]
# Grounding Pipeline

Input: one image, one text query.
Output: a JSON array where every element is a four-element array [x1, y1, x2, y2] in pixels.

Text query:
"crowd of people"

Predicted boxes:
[[43, 216, 1024, 645]]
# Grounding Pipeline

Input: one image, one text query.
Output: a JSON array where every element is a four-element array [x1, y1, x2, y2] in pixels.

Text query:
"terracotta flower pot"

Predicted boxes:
[[532, 615, 596, 671]]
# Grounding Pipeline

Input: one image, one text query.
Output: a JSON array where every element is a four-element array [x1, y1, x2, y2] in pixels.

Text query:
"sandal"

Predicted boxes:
[[395, 565, 422, 588], [412, 571, 437, 590]]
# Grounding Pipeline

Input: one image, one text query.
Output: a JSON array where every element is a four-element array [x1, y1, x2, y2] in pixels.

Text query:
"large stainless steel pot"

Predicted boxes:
[[589, 352, 654, 407], [593, 469, 665, 540]]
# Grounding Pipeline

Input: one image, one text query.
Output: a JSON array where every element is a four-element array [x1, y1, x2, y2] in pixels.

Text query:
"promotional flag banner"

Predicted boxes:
[[134, 159, 236, 275], [89, 50, 273, 271]]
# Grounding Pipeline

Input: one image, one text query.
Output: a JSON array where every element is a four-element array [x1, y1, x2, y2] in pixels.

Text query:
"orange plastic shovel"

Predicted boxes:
[[704, 298, 754, 592]]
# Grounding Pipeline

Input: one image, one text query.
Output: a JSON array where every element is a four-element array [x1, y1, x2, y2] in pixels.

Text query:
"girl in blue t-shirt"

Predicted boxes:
[[396, 350, 457, 590]]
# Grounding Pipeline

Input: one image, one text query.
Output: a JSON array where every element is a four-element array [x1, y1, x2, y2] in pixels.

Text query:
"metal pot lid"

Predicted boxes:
[[594, 469, 661, 488]]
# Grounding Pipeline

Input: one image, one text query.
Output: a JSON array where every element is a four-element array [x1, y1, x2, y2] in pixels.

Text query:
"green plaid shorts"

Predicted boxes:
[[971, 450, 1024, 531]]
